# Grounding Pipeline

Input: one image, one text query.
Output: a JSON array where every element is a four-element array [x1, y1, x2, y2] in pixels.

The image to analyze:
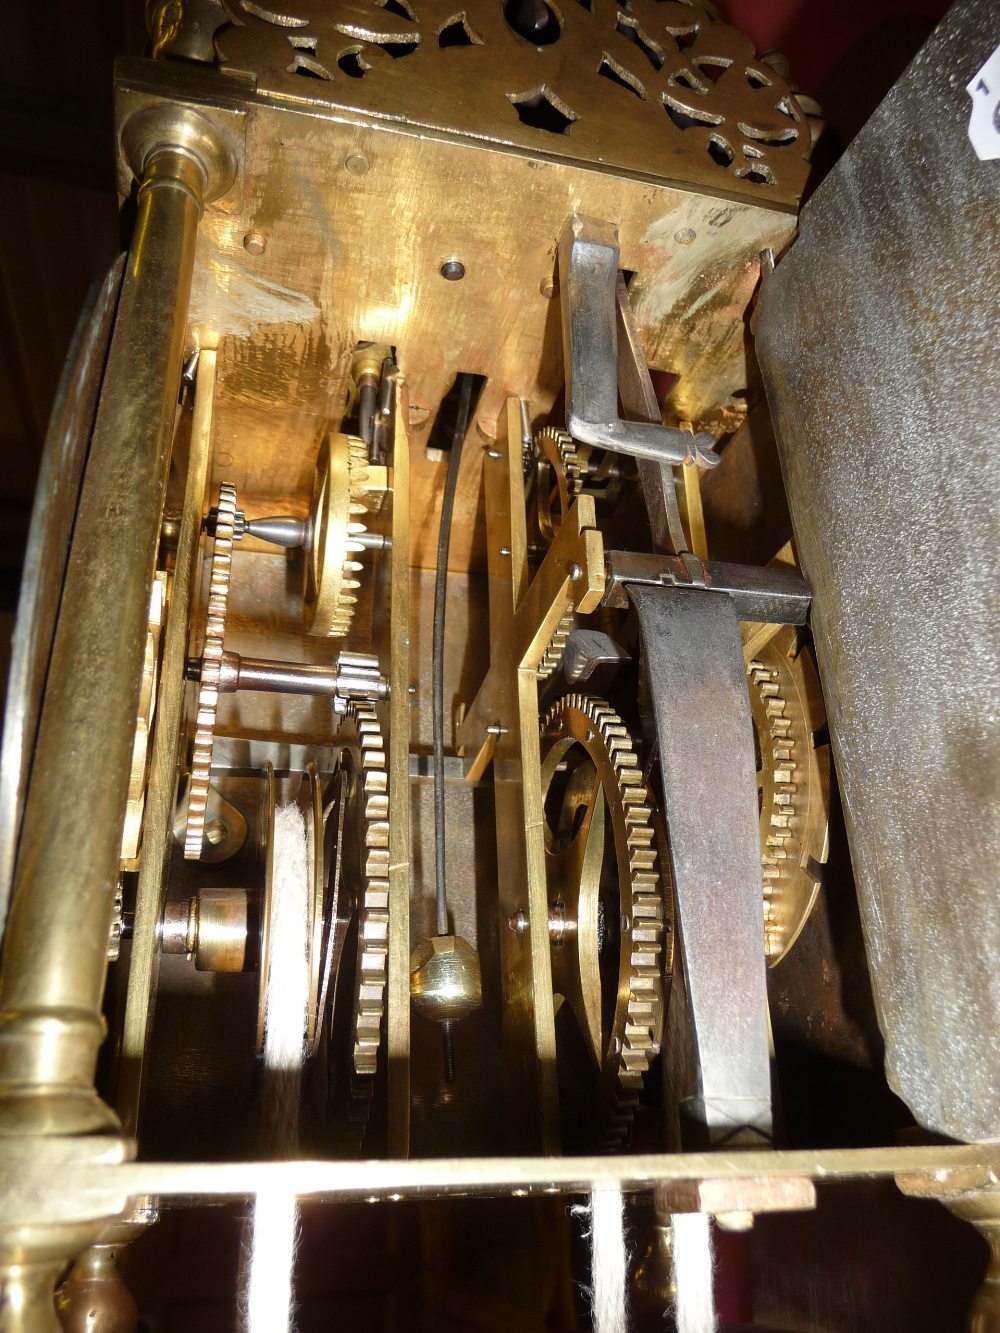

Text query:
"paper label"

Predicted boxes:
[[967, 43, 1000, 160]]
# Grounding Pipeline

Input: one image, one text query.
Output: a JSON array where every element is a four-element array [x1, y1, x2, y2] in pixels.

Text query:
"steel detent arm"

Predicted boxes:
[[558, 214, 719, 469], [631, 584, 772, 1147]]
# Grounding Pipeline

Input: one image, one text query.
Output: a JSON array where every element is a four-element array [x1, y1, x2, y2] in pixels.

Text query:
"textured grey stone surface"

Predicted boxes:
[[755, 0, 1000, 1142]]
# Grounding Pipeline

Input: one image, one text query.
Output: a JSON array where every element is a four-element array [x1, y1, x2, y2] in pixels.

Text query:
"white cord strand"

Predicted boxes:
[[573, 1188, 629, 1333], [671, 1212, 717, 1333], [243, 1189, 300, 1333], [240, 803, 310, 1333]]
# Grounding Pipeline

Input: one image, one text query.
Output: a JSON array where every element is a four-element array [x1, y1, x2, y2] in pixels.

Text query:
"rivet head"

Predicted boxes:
[[508, 910, 529, 935], [674, 227, 697, 246], [345, 153, 370, 176], [243, 230, 266, 256], [540, 276, 557, 299], [440, 259, 466, 281]]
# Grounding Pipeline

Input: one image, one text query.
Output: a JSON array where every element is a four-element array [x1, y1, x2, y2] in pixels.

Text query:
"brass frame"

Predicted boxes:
[[457, 398, 604, 1151], [118, 348, 218, 1136], [114, 58, 799, 575]]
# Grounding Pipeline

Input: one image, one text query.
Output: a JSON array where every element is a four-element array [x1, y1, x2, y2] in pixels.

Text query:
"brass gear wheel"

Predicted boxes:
[[330, 701, 391, 1075], [121, 570, 168, 867], [534, 426, 583, 544], [747, 626, 830, 965], [531, 428, 584, 680], [305, 433, 369, 638], [184, 482, 236, 860], [540, 693, 666, 1141]]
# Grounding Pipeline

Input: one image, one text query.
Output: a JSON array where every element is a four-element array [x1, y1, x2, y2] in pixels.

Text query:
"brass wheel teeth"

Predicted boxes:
[[337, 701, 390, 1077], [533, 428, 583, 679], [540, 693, 665, 1102], [748, 656, 802, 960], [537, 606, 575, 680], [184, 482, 237, 860], [330, 436, 370, 639], [536, 426, 584, 498]]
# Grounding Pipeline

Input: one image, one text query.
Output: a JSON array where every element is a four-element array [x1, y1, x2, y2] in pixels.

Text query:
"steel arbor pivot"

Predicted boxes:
[[559, 215, 718, 469], [632, 585, 772, 1147]]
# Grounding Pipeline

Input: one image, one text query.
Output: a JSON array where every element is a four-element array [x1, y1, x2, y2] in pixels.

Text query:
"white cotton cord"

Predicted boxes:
[[239, 803, 310, 1333], [572, 1188, 629, 1333], [241, 1188, 300, 1333], [671, 1212, 717, 1333], [260, 802, 310, 1147]]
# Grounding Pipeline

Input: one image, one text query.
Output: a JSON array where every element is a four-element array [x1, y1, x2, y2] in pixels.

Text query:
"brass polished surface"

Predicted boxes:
[[184, 479, 237, 860], [116, 349, 216, 1138], [533, 427, 582, 548], [332, 703, 392, 1077], [633, 1218, 676, 1311], [189, 888, 249, 973], [0, 112, 236, 1139], [410, 935, 483, 1025], [0, 1136, 133, 1326], [16, 1143, 1000, 1207], [305, 433, 369, 638], [55, 1241, 139, 1333], [119, 103, 238, 208], [539, 694, 665, 1116], [383, 385, 412, 1154], [0, 257, 124, 927], [216, 0, 810, 204], [6, 6, 995, 1326], [456, 399, 602, 1151], [115, 56, 798, 575], [120, 573, 168, 868], [746, 624, 830, 966]]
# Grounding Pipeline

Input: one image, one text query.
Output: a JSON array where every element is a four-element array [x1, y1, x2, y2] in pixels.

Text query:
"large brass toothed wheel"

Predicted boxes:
[[747, 625, 831, 965], [328, 701, 390, 1076], [540, 693, 667, 1145], [305, 432, 369, 638], [184, 482, 236, 860]]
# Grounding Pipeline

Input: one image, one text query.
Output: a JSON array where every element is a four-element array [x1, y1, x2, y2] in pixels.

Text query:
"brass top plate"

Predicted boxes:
[[116, 42, 800, 574], [217, 0, 810, 207]]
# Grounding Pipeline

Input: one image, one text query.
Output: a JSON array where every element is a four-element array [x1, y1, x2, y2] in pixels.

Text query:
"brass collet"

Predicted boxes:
[[120, 103, 239, 209]]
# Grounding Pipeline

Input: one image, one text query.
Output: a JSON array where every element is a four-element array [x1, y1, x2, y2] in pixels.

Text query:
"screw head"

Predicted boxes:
[[243, 230, 266, 256], [540, 276, 558, 299], [440, 259, 466, 281]]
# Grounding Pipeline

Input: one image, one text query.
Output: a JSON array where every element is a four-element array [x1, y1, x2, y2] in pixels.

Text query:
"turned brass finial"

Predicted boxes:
[[56, 1244, 138, 1333]]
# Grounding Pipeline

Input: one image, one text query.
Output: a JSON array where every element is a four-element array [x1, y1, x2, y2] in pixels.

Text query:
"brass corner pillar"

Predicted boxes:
[[0, 101, 236, 1329]]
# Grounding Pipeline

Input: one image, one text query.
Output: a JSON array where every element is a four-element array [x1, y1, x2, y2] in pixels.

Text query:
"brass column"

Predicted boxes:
[[0, 105, 235, 1136], [0, 103, 235, 1331]]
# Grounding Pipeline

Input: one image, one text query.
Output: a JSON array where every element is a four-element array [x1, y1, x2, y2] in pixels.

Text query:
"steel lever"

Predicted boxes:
[[559, 214, 719, 468], [603, 549, 811, 624], [632, 585, 772, 1147]]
